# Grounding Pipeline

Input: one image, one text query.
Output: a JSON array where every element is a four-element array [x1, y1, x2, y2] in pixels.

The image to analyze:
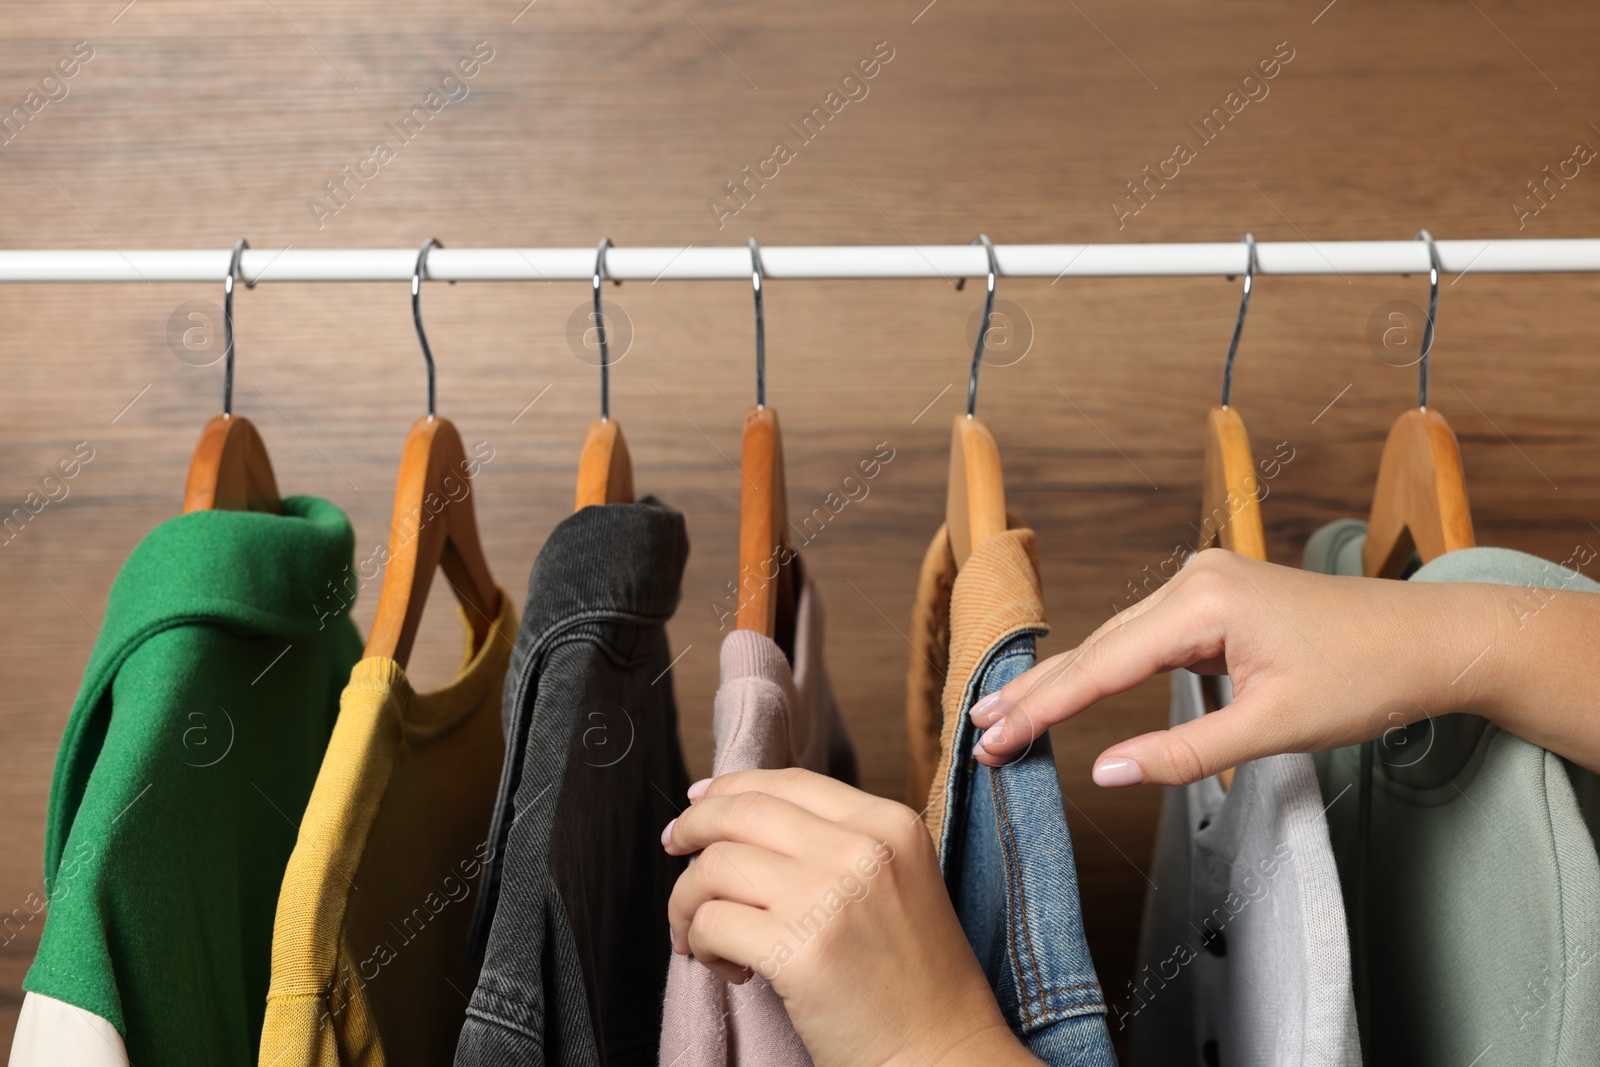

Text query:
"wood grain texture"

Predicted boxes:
[[3, 0, 1600, 1055]]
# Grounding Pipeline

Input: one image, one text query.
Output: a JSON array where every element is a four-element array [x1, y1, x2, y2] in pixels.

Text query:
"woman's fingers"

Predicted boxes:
[[660, 774, 1021, 1061], [970, 566, 1196, 734], [664, 788, 843, 859], [1091, 691, 1294, 786], [682, 899, 771, 985], [972, 554, 1240, 764], [690, 767, 910, 830], [667, 841, 793, 951], [974, 562, 1183, 733]]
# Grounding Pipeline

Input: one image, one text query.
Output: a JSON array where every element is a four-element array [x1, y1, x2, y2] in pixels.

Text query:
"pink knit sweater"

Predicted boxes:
[[658, 573, 856, 1066]]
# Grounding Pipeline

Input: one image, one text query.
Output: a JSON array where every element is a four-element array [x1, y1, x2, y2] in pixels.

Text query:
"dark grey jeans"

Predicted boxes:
[[456, 500, 691, 1067]]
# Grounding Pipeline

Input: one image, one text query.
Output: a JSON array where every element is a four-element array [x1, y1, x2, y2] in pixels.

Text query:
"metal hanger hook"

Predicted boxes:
[[593, 238, 613, 421], [962, 234, 999, 418], [1413, 229, 1440, 409], [222, 238, 251, 417], [749, 236, 766, 408], [1220, 233, 1257, 408], [411, 238, 444, 419]]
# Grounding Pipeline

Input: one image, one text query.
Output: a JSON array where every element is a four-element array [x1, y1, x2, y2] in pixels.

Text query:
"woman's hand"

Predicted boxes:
[[662, 767, 1037, 1067], [972, 547, 1600, 786]]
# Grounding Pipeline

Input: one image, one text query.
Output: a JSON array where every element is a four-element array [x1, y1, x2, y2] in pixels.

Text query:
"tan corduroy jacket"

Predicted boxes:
[[904, 518, 1047, 843]]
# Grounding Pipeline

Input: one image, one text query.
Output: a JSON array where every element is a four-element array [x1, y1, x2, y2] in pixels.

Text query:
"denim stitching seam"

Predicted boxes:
[[989, 767, 1029, 1014], [988, 810, 1107, 1025], [992, 767, 1052, 1025], [1018, 984, 1109, 1030]]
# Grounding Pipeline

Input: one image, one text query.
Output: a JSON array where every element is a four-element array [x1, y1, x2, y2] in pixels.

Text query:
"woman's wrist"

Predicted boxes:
[[1457, 582, 1600, 771], [1409, 582, 1518, 720], [887, 1018, 1035, 1067]]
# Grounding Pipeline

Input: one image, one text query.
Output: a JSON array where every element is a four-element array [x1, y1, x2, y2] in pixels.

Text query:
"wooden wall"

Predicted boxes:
[[3, 0, 1599, 1055]]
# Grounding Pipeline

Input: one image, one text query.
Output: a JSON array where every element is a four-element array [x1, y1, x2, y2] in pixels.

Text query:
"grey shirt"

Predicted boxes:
[[456, 499, 692, 1067], [1132, 670, 1360, 1067]]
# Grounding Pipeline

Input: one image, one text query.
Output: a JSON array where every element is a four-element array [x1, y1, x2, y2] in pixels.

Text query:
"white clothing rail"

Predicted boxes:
[[0, 241, 1598, 283]]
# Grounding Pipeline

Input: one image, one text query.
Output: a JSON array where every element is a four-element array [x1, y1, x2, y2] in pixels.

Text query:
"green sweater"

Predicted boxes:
[[24, 496, 363, 1067], [1305, 520, 1600, 1067]]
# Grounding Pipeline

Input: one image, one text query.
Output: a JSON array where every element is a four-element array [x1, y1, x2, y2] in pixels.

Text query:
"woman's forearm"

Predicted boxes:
[[975, 551, 1600, 787], [1467, 583, 1600, 773]]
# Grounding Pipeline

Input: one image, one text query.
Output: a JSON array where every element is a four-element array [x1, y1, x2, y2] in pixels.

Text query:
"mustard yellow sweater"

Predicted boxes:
[[260, 593, 516, 1067]]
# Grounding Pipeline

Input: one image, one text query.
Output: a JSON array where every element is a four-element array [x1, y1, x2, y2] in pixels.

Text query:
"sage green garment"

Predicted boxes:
[[23, 496, 363, 1067], [1304, 519, 1600, 1067]]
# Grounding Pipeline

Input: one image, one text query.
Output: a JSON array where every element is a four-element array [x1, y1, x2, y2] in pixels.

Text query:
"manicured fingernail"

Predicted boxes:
[[970, 693, 1002, 726], [660, 818, 676, 847], [687, 778, 713, 802], [1093, 758, 1144, 787], [973, 721, 1007, 757]]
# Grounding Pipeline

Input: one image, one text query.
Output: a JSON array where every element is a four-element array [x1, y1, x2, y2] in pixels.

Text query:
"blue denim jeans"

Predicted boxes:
[[938, 633, 1117, 1066]]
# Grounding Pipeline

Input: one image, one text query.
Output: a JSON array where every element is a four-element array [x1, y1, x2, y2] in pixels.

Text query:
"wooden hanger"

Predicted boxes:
[[1200, 406, 1259, 789], [947, 235, 1008, 569], [364, 239, 501, 668], [1199, 407, 1266, 560], [947, 415, 1007, 567], [1364, 407, 1473, 576], [575, 419, 633, 509], [737, 406, 795, 638], [1364, 231, 1474, 578], [366, 416, 500, 666], [184, 416, 281, 514], [1198, 236, 1266, 562], [735, 239, 797, 644], [575, 239, 636, 510], [1200, 235, 1270, 791], [184, 239, 282, 515]]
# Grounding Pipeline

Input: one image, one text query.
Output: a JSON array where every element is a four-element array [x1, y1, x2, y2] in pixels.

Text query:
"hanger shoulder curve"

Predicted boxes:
[[1199, 405, 1267, 561], [574, 417, 634, 510], [365, 415, 500, 667], [1364, 406, 1474, 578], [946, 414, 1007, 568], [183, 413, 282, 515], [736, 405, 793, 638]]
